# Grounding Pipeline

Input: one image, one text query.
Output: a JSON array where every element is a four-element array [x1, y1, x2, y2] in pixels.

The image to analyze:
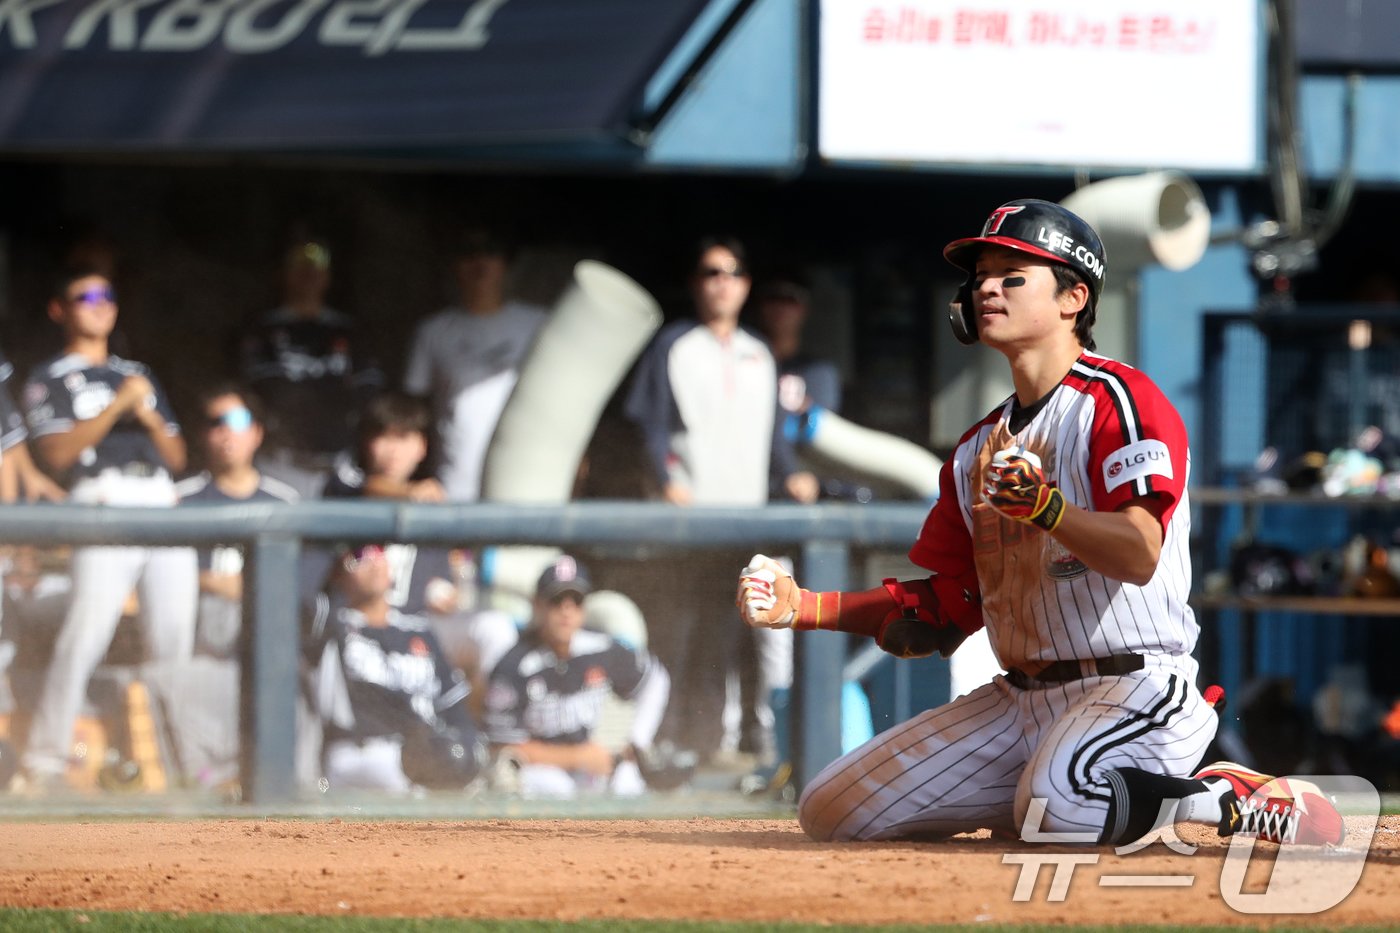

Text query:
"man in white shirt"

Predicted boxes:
[[403, 229, 547, 501]]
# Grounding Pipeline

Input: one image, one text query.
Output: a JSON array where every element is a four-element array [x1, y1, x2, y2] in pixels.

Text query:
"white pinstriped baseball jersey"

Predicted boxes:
[[797, 351, 1216, 843], [911, 351, 1195, 672]]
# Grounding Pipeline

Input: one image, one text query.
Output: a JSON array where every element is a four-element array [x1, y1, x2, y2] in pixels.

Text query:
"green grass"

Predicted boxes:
[[1, 915, 1397, 933]]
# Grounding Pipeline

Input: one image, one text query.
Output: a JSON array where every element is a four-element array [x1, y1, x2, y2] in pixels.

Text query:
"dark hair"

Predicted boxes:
[[358, 392, 431, 448], [692, 235, 749, 276], [50, 265, 112, 302], [1052, 264, 1096, 351], [196, 381, 265, 425], [453, 227, 512, 261], [757, 278, 811, 307]]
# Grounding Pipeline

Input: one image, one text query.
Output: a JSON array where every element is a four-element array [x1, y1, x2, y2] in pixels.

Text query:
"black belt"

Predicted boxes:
[[79, 463, 163, 480], [1005, 654, 1145, 689]]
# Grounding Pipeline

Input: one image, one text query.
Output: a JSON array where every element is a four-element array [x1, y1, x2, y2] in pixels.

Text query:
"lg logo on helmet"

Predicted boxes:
[[982, 205, 1025, 235], [1034, 227, 1105, 280]]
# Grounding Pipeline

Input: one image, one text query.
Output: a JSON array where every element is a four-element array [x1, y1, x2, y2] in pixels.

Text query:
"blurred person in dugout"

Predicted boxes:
[[16, 267, 196, 790], [0, 345, 66, 503], [727, 274, 852, 778], [320, 391, 519, 708], [160, 384, 299, 788], [623, 236, 818, 766], [0, 343, 67, 708], [483, 555, 669, 797], [402, 227, 548, 501], [755, 275, 843, 421], [306, 542, 485, 794], [238, 234, 383, 496]]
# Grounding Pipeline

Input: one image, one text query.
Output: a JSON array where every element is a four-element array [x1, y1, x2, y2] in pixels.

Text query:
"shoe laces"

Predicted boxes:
[[1236, 794, 1299, 844]]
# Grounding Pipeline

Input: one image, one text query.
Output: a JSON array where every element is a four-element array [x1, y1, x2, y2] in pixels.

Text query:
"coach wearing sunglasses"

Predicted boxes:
[[16, 267, 197, 792], [623, 236, 817, 766]]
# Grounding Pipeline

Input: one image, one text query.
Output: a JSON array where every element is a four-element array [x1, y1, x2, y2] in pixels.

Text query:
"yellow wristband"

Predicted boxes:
[[1029, 486, 1066, 533]]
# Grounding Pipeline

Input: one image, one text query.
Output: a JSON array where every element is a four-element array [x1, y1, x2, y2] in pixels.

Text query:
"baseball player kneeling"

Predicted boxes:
[[483, 556, 672, 798], [737, 200, 1343, 849]]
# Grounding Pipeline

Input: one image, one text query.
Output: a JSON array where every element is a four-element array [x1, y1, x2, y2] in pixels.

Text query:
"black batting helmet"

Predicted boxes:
[[943, 199, 1107, 345]]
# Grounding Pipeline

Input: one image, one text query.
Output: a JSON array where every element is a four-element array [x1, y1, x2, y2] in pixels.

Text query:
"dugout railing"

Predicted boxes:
[[0, 500, 928, 803]]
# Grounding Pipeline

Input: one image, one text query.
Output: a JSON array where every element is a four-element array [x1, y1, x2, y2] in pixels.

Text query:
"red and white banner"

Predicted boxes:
[[819, 0, 1260, 171]]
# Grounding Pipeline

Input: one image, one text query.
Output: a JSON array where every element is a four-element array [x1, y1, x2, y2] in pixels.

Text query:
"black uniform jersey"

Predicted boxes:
[[176, 471, 301, 571], [21, 352, 180, 485], [239, 307, 383, 458], [0, 349, 27, 452], [176, 471, 301, 658], [305, 594, 471, 744], [484, 629, 653, 746], [318, 458, 457, 616]]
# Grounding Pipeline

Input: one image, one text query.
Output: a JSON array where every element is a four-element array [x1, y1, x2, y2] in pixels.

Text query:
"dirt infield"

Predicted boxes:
[[0, 816, 1397, 926]]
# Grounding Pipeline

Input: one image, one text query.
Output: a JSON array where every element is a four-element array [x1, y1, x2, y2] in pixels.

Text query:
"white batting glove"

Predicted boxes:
[[736, 553, 800, 629]]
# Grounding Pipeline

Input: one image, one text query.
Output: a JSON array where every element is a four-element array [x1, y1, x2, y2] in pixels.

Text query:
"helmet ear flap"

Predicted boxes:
[[948, 280, 978, 345]]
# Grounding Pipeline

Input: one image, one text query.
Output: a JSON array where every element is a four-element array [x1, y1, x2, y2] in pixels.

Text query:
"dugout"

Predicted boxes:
[[4, 0, 1400, 796]]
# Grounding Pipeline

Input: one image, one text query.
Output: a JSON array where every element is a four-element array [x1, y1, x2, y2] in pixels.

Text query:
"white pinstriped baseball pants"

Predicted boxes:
[[798, 658, 1218, 842]]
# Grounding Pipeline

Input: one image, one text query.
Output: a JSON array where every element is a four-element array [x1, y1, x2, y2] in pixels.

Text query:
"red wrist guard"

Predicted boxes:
[[791, 575, 983, 638], [791, 579, 935, 637], [793, 589, 843, 631]]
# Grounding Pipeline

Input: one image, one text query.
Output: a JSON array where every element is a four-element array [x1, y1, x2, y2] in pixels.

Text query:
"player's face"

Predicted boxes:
[[338, 544, 392, 599], [758, 297, 807, 343], [283, 247, 330, 304], [537, 592, 586, 645], [691, 247, 750, 324], [453, 249, 507, 305], [203, 394, 262, 470], [971, 247, 1073, 347], [51, 275, 118, 339], [365, 429, 427, 483]]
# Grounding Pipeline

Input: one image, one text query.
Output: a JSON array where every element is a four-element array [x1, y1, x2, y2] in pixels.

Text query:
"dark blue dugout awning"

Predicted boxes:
[[0, 0, 711, 154]]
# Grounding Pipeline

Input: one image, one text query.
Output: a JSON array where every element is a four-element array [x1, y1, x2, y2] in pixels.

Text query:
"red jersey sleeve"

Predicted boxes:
[[907, 448, 981, 625], [1078, 362, 1189, 532]]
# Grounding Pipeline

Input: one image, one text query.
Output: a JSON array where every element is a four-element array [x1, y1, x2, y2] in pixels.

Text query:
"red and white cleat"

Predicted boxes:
[[1193, 761, 1344, 846]]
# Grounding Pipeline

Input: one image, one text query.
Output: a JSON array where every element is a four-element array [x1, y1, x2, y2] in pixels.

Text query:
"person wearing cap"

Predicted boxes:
[[482, 556, 670, 797], [734, 200, 1269, 850], [402, 227, 548, 501], [238, 234, 383, 492], [305, 542, 483, 794]]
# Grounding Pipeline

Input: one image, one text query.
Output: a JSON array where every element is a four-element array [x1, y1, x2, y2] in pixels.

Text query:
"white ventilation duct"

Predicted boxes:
[[1060, 170, 1212, 272], [483, 259, 663, 504], [799, 407, 944, 501], [480, 260, 662, 604], [1059, 171, 1212, 363]]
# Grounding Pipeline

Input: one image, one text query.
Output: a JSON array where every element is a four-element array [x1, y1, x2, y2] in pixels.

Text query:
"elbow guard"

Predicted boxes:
[[874, 575, 983, 659], [881, 576, 983, 636]]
